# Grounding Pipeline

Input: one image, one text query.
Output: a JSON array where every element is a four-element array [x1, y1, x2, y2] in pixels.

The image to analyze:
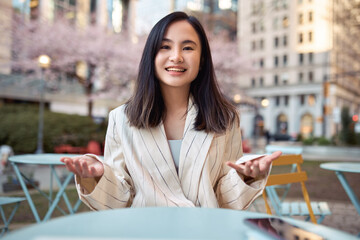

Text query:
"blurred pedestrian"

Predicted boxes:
[[0, 145, 13, 173], [61, 12, 281, 210]]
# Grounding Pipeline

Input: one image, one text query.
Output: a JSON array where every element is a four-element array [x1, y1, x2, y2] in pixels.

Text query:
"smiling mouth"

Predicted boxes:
[[165, 67, 187, 72]]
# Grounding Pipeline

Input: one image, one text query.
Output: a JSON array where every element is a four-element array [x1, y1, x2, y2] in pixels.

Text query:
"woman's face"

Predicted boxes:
[[155, 20, 201, 92]]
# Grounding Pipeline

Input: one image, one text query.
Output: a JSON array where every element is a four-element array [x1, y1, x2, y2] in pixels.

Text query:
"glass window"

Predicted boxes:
[[299, 13, 303, 24], [283, 35, 288, 47], [308, 94, 316, 106], [298, 72, 304, 83], [283, 54, 288, 66], [260, 39, 264, 49], [274, 75, 279, 85], [274, 56, 279, 67], [284, 95, 289, 106], [300, 94, 305, 105], [308, 71, 314, 82], [251, 78, 256, 87], [273, 17, 279, 29], [282, 16, 289, 28], [276, 96, 280, 106], [252, 22, 256, 33], [309, 11, 313, 22], [299, 53, 304, 64], [308, 31, 313, 42], [309, 52, 313, 63], [274, 37, 279, 48], [299, 32, 303, 43], [251, 41, 256, 51], [260, 77, 264, 86], [259, 58, 264, 68]]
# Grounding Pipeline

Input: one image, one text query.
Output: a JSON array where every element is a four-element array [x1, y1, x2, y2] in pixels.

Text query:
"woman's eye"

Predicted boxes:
[[183, 46, 194, 51], [160, 45, 170, 50]]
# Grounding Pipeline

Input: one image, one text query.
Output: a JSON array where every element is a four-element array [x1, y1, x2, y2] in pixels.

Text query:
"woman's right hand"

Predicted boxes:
[[60, 155, 104, 178]]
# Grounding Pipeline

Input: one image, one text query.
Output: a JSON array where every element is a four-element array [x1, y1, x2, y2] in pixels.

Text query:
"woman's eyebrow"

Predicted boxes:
[[162, 38, 197, 45]]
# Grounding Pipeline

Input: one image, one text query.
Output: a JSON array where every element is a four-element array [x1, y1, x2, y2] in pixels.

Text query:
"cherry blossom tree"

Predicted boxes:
[[10, 12, 144, 117]]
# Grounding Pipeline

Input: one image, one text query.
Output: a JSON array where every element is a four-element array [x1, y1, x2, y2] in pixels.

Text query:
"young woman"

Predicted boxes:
[[61, 12, 281, 210]]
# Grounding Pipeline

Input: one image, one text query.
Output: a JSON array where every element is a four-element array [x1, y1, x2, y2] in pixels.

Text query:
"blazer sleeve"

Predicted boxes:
[[215, 123, 270, 210], [75, 109, 134, 210]]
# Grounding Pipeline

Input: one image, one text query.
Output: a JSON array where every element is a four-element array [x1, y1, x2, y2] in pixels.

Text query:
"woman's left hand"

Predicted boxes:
[[226, 151, 282, 179]]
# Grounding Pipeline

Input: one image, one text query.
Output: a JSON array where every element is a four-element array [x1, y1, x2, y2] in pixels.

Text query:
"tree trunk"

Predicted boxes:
[[86, 63, 96, 118]]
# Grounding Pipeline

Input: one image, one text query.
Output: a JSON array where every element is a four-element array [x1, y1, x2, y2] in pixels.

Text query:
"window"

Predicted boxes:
[[260, 39, 264, 49], [309, 11, 313, 22], [299, 13, 303, 24], [308, 31, 313, 42], [284, 95, 289, 106], [300, 94, 305, 105], [282, 16, 289, 28], [283, 54, 288, 66], [283, 35, 288, 47], [299, 33, 303, 43], [251, 41, 256, 51], [274, 37, 279, 48], [260, 77, 264, 86], [276, 96, 280, 106], [252, 22, 256, 33], [274, 75, 279, 85], [308, 94, 316, 106], [251, 78, 256, 87], [260, 20, 265, 32], [308, 71, 314, 82], [273, 17, 279, 29], [299, 53, 304, 65], [298, 72, 304, 83], [259, 58, 264, 68], [274, 56, 279, 67], [309, 52, 313, 63]]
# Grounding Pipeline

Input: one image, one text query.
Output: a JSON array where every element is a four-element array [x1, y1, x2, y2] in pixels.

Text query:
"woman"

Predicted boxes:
[[61, 12, 281, 210]]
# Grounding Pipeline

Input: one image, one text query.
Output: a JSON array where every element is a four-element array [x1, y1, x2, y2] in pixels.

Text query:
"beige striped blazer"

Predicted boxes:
[[75, 99, 268, 210]]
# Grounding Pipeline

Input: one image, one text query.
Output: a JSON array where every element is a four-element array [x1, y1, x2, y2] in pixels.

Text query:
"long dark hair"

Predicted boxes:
[[125, 11, 239, 133]]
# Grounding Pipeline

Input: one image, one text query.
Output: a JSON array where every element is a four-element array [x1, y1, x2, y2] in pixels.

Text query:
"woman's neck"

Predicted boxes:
[[161, 87, 190, 140], [161, 87, 190, 115]]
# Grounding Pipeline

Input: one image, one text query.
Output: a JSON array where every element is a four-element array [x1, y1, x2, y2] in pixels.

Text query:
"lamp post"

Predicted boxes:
[[35, 55, 51, 154]]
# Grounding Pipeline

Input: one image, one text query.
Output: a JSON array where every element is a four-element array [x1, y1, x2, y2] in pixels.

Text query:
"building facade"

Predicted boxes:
[[237, 0, 360, 140]]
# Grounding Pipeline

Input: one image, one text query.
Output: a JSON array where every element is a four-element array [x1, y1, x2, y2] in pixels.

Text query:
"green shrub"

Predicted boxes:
[[0, 104, 107, 154], [317, 137, 331, 146], [302, 137, 315, 145]]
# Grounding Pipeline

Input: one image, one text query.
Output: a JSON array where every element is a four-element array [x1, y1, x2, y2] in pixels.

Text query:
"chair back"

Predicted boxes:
[[263, 154, 317, 223]]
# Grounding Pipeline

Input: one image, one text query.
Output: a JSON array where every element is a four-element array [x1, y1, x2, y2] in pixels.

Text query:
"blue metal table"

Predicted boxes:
[[320, 162, 360, 236], [8, 154, 83, 223], [2, 207, 357, 240], [320, 162, 360, 216]]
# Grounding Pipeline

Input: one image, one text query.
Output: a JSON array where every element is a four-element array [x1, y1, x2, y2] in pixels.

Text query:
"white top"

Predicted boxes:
[[168, 139, 182, 172]]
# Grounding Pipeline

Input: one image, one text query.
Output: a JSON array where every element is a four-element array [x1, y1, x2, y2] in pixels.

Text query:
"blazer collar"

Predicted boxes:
[[178, 98, 214, 201], [137, 97, 214, 204]]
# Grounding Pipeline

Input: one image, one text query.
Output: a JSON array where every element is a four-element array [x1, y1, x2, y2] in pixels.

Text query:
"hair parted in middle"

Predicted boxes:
[[125, 11, 239, 134]]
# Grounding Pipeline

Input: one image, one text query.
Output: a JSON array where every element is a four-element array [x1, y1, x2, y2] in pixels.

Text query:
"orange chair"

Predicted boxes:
[[262, 154, 331, 224]]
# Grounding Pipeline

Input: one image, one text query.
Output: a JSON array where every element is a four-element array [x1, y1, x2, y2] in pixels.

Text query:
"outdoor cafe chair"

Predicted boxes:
[[265, 145, 303, 202], [0, 196, 26, 237], [262, 154, 331, 224]]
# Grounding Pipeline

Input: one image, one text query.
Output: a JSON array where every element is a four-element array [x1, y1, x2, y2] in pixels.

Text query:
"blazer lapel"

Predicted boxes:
[[178, 99, 214, 202], [137, 122, 194, 206]]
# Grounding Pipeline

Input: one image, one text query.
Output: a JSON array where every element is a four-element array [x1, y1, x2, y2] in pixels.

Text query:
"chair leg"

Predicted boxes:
[[0, 202, 21, 237], [262, 191, 272, 214]]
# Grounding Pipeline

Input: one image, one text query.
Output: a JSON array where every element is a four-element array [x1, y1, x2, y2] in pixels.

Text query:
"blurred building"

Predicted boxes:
[[237, 0, 360, 140], [1, 0, 239, 118]]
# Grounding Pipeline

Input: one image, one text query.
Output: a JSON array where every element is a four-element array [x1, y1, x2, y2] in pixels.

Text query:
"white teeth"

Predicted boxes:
[[166, 68, 186, 72]]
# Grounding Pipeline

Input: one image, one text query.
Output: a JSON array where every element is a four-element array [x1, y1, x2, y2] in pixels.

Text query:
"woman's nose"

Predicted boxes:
[[169, 50, 183, 63]]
